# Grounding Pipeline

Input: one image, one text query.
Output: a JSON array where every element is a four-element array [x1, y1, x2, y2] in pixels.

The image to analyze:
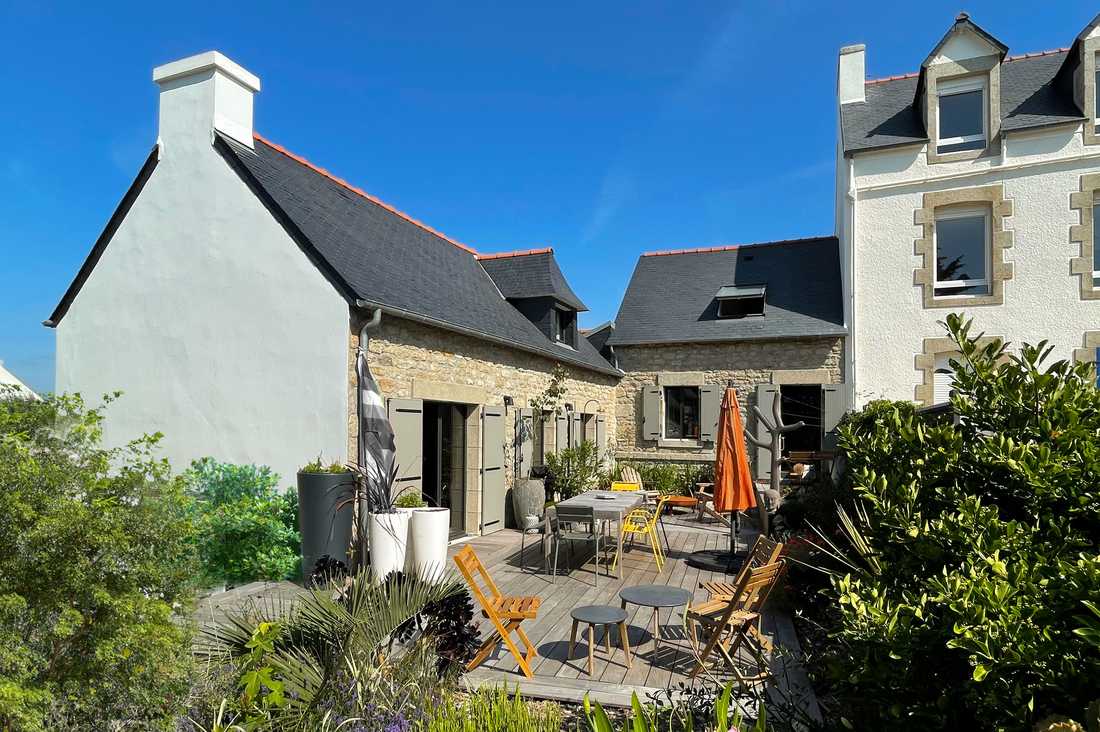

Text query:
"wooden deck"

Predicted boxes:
[[194, 512, 818, 716], [452, 514, 819, 716]]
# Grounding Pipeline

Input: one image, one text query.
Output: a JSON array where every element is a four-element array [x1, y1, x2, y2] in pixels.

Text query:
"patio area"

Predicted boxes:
[[195, 510, 818, 716], [450, 512, 818, 716]]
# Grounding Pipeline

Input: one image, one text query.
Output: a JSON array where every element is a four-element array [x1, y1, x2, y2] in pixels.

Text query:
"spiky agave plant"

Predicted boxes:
[[204, 567, 466, 727]]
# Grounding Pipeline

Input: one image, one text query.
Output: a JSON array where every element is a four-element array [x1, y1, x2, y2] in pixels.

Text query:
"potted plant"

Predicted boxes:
[[346, 446, 411, 582], [296, 455, 355, 580], [395, 489, 450, 580]]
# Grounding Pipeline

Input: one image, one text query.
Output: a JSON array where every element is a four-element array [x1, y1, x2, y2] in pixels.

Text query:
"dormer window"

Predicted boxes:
[[716, 285, 766, 319], [937, 76, 987, 153], [552, 307, 576, 345]]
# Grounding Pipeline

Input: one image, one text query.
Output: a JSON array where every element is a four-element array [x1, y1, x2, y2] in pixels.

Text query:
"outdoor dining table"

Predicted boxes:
[[555, 489, 645, 579]]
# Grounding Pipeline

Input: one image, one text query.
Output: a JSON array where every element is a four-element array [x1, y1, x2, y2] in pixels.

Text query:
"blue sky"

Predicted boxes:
[[0, 1, 1092, 393]]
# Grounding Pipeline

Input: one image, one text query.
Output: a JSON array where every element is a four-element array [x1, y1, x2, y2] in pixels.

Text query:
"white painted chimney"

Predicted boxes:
[[838, 44, 866, 104], [152, 51, 260, 152]]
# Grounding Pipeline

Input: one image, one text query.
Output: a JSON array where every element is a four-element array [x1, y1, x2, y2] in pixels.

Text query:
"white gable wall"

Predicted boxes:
[[56, 56, 349, 486], [846, 122, 1100, 404]]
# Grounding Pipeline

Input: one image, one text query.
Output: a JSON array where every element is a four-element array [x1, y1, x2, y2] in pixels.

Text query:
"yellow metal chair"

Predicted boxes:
[[612, 495, 668, 572]]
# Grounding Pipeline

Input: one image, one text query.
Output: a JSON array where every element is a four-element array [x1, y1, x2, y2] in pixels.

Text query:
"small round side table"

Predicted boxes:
[[569, 604, 632, 675], [619, 584, 693, 652]]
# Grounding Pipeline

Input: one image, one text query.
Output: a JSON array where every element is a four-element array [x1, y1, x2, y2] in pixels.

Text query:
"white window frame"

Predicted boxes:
[[933, 205, 991, 297], [1093, 191, 1100, 285], [937, 76, 987, 152], [1094, 54, 1100, 129]]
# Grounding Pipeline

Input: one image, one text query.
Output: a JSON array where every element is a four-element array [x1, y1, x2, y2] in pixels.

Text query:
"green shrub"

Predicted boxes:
[[544, 441, 602, 499], [613, 461, 710, 495], [298, 455, 349, 474], [812, 315, 1100, 730], [419, 685, 562, 731], [0, 392, 196, 730], [395, 491, 428, 508], [187, 458, 300, 586]]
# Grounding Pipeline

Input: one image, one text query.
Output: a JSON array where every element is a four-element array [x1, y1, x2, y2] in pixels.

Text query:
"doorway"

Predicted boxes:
[[422, 401, 467, 539], [779, 385, 822, 454]]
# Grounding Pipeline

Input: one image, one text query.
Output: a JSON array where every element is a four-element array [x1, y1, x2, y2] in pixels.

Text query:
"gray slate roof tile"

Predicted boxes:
[[607, 237, 846, 346], [841, 51, 1084, 154], [219, 134, 618, 376], [479, 250, 588, 311]]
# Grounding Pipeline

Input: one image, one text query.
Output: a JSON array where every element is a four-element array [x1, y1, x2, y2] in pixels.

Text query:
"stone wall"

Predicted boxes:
[[347, 312, 619, 534], [615, 337, 844, 462]]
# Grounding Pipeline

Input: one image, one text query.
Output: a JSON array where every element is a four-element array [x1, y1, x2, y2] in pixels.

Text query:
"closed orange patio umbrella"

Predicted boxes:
[[712, 387, 756, 564]]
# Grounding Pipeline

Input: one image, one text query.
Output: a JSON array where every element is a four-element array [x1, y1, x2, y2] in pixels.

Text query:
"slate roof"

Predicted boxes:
[[478, 249, 588, 311], [606, 237, 846, 346], [218, 133, 619, 376], [840, 50, 1084, 154], [582, 321, 614, 354]]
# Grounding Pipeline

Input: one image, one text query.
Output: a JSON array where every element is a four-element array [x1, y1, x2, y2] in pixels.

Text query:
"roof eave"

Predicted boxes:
[[607, 328, 848, 348], [45, 145, 161, 327]]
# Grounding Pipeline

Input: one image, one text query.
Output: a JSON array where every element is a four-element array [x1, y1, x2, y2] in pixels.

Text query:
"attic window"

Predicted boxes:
[[716, 285, 766, 319], [937, 76, 986, 153]]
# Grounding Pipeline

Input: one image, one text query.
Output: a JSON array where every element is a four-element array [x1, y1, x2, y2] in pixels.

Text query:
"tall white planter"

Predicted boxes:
[[368, 510, 410, 581], [410, 508, 450, 580]]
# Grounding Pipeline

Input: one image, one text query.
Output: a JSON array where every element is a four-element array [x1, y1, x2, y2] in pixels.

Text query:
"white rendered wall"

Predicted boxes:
[[56, 73, 349, 485], [849, 122, 1100, 404]]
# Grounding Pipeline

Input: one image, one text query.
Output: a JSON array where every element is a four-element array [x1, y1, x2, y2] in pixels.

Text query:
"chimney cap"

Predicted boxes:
[[955, 11, 970, 22], [840, 44, 865, 55], [153, 51, 260, 92]]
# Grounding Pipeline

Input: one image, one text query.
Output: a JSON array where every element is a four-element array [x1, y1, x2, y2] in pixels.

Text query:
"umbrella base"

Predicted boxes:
[[685, 549, 747, 574]]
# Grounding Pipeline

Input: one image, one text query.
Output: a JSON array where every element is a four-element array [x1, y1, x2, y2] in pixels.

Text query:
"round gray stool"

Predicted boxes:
[[569, 604, 632, 675]]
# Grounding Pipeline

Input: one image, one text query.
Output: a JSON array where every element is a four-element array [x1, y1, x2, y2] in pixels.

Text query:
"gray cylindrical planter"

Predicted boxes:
[[297, 471, 355, 579], [512, 478, 546, 529]]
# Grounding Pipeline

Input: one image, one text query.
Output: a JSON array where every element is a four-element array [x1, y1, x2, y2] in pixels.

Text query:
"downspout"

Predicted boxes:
[[845, 157, 858, 409], [354, 303, 382, 469]]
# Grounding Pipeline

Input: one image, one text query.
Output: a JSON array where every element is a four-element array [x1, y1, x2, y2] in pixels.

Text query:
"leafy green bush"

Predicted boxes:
[[420, 686, 562, 731], [0, 392, 196, 730], [544, 441, 603, 499], [187, 458, 300, 586], [298, 455, 349, 474], [812, 315, 1100, 730], [395, 490, 428, 508], [613, 461, 710, 495]]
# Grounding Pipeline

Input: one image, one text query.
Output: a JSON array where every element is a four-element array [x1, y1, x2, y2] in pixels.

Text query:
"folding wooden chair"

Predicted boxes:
[[453, 545, 541, 678], [699, 534, 784, 652], [685, 559, 786, 682]]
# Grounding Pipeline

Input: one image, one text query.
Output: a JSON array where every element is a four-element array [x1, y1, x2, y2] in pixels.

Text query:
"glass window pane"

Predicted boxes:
[[1094, 204, 1100, 273], [939, 89, 983, 139], [1095, 68, 1100, 118], [663, 386, 700, 440], [936, 214, 987, 286]]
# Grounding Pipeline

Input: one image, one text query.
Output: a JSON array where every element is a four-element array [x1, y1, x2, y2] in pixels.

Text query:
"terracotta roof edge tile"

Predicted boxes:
[[641, 236, 834, 257], [864, 46, 1070, 86], [252, 132, 478, 256], [476, 247, 554, 261]]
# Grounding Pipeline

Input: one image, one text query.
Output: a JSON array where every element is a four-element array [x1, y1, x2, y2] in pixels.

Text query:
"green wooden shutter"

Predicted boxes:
[[387, 398, 424, 501], [595, 415, 606, 459], [699, 385, 721, 442], [642, 386, 661, 441], [555, 411, 569, 454], [821, 384, 847, 452], [754, 384, 780, 481], [481, 406, 506, 534], [516, 408, 534, 479]]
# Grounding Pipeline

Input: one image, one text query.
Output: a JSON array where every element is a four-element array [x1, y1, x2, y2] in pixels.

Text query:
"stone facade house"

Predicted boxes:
[[46, 52, 618, 538], [603, 237, 848, 478], [836, 13, 1100, 406]]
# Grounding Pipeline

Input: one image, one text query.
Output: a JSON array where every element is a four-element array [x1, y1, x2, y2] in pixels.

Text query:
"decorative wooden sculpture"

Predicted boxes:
[[744, 391, 804, 535]]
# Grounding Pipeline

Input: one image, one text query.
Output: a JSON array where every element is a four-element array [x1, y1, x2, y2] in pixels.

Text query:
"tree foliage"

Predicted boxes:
[[817, 315, 1100, 729], [187, 458, 301, 587], [0, 391, 196, 730]]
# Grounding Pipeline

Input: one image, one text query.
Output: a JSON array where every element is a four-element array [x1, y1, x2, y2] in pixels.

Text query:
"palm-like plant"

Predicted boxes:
[[202, 568, 466, 728]]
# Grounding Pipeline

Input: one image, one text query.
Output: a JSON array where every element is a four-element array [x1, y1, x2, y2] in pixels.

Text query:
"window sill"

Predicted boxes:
[[657, 438, 709, 450]]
